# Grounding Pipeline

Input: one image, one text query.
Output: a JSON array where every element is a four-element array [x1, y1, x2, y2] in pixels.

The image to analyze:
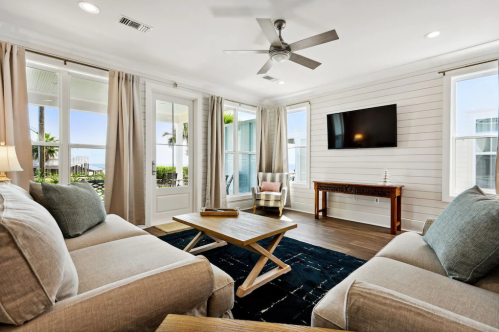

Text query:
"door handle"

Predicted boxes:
[[152, 161, 156, 175]]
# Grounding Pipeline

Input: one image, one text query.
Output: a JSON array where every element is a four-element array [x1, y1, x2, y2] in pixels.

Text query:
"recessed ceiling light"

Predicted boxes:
[[78, 2, 100, 14], [278, 81, 285, 85], [425, 31, 441, 39]]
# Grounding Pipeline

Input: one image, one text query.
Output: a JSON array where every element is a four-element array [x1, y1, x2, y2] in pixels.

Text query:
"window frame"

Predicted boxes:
[[224, 102, 257, 198], [286, 102, 311, 189], [442, 62, 498, 202], [26, 56, 109, 186]]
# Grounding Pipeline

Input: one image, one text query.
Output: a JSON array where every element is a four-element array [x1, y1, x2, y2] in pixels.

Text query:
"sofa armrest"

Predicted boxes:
[[280, 187, 287, 206], [6, 256, 214, 332], [422, 218, 436, 235], [345, 280, 499, 332], [251, 187, 258, 205]]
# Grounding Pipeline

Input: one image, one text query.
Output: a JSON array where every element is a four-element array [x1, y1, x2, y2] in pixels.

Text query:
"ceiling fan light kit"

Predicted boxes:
[[224, 18, 339, 75]]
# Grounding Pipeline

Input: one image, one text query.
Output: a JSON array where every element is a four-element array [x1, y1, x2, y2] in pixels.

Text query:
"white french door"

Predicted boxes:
[[150, 92, 194, 224]]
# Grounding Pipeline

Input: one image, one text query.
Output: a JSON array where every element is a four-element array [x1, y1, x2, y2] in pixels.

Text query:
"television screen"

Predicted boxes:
[[327, 104, 397, 149]]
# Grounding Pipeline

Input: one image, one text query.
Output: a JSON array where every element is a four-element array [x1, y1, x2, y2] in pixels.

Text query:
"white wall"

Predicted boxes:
[[271, 70, 454, 232]]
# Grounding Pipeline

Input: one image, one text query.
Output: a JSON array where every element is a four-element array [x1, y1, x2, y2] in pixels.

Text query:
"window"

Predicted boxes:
[[27, 59, 108, 199], [224, 103, 256, 196], [443, 63, 499, 201], [287, 103, 310, 187]]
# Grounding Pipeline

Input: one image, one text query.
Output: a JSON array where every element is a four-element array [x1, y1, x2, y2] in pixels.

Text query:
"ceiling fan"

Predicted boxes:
[[224, 18, 339, 75]]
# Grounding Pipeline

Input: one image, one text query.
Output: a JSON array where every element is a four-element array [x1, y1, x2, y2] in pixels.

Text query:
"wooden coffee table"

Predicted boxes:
[[172, 212, 297, 297], [156, 315, 343, 331]]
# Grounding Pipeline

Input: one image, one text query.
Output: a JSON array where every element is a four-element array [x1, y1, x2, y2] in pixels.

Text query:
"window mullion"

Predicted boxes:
[[234, 110, 239, 195], [60, 70, 70, 185]]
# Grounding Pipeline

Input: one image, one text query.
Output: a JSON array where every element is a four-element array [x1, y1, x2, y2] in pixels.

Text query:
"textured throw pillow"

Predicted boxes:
[[42, 181, 106, 238], [260, 181, 282, 192], [423, 186, 499, 283], [29, 180, 48, 209], [0, 182, 78, 325]]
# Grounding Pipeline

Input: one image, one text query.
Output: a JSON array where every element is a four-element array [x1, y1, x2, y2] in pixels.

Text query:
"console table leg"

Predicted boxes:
[[322, 191, 327, 217], [390, 196, 397, 235], [397, 195, 402, 232], [314, 187, 319, 219]]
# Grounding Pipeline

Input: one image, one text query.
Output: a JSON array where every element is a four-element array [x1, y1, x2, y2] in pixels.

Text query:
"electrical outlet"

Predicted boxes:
[[374, 197, 380, 204], [353, 195, 358, 201]]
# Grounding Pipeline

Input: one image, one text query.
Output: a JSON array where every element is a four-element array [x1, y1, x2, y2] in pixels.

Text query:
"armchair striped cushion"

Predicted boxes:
[[252, 172, 289, 216]]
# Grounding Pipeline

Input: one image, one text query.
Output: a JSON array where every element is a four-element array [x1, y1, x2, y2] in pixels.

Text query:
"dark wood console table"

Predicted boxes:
[[314, 181, 404, 235]]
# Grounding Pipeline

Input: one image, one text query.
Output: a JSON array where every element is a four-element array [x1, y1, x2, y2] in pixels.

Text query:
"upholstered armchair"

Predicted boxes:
[[252, 172, 289, 217]]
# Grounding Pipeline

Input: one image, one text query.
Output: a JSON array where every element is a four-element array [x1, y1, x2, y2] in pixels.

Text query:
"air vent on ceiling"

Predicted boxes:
[[262, 75, 279, 82], [117, 15, 153, 33]]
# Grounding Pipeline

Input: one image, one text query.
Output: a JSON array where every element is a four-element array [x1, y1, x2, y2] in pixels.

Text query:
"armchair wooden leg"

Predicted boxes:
[[253, 205, 257, 213], [279, 207, 283, 217]]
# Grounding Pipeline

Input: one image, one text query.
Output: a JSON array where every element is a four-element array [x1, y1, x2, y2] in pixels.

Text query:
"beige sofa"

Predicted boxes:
[[0, 184, 234, 332], [312, 219, 499, 331]]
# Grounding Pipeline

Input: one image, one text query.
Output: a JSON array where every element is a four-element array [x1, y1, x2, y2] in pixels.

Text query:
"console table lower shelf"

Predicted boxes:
[[314, 181, 404, 235]]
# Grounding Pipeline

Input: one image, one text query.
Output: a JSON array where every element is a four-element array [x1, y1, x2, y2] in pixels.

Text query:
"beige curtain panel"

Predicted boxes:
[[496, 68, 499, 194], [205, 95, 227, 208], [105, 71, 145, 225], [272, 106, 289, 173], [0, 42, 32, 190], [256, 106, 271, 172], [271, 105, 290, 206]]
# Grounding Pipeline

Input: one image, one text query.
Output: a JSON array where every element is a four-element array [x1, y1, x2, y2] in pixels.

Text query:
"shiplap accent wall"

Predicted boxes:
[[281, 70, 450, 232]]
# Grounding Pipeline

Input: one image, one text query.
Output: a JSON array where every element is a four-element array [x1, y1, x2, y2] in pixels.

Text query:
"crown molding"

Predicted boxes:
[[263, 38, 499, 107], [0, 20, 265, 106]]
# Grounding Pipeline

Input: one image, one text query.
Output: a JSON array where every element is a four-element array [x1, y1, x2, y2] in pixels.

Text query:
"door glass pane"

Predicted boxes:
[[32, 145, 60, 183], [174, 145, 189, 187], [239, 154, 256, 194], [238, 111, 256, 152], [224, 110, 234, 151], [156, 100, 174, 188], [69, 76, 108, 145], [27, 67, 60, 143], [70, 148, 106, 199], [156, 145, 174, 188], [288, 147, 307, 182], [225, 153, 234, 195]]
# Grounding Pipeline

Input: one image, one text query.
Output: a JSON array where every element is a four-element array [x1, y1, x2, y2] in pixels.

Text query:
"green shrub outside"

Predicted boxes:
[[156, 166, 189, 179]]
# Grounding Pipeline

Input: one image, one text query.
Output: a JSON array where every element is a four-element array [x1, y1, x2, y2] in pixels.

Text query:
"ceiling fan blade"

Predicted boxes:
[[257, 58, 274, 75], [223, 50, 268, 54], [289, 29, 339, 52], [256, 18, 283, 48], [289, 53, 321, 70]]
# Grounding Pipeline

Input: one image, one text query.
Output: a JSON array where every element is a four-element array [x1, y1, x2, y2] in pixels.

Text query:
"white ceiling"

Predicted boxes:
[[1, 0, 499, 102]]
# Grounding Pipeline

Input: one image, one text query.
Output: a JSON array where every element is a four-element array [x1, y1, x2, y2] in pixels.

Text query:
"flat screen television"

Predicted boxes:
[[327, 104, 397, 149]]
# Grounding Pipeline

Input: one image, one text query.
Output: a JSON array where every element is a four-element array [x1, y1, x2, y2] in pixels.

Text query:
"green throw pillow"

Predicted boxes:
[[423, 186, 499, 283], [41, 181, 106, 238]]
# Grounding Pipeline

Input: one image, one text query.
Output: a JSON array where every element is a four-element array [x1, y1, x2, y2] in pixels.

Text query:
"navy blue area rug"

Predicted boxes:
[[159, 229, 365, 326]]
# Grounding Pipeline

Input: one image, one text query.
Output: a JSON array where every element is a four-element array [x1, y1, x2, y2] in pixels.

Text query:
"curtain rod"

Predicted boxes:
[[438, 58, 499, 76], [26, 49, 110, 72], [24, 46, 258, 104], [225, 99, 259, 108]]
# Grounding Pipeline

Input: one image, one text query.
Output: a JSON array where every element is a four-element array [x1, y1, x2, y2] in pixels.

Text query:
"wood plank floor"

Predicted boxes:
[[145, 208, 396, 260]]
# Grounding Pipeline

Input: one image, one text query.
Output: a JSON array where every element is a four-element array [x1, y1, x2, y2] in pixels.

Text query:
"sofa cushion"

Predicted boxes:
[[376, 232, 446, 275], [475, 267, 499, 295], [344, 281, 499, 332], [0, 183, 78, 325], [65, 214, 148, 251], [255, 191, 282, 201], [423, 186, 499, 283], [29, 181, 48, 209], [208, 264, 234, 317], [70, 235, 194, 293], [42, 181, 106, 238], [312, 257, 499, 330]]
